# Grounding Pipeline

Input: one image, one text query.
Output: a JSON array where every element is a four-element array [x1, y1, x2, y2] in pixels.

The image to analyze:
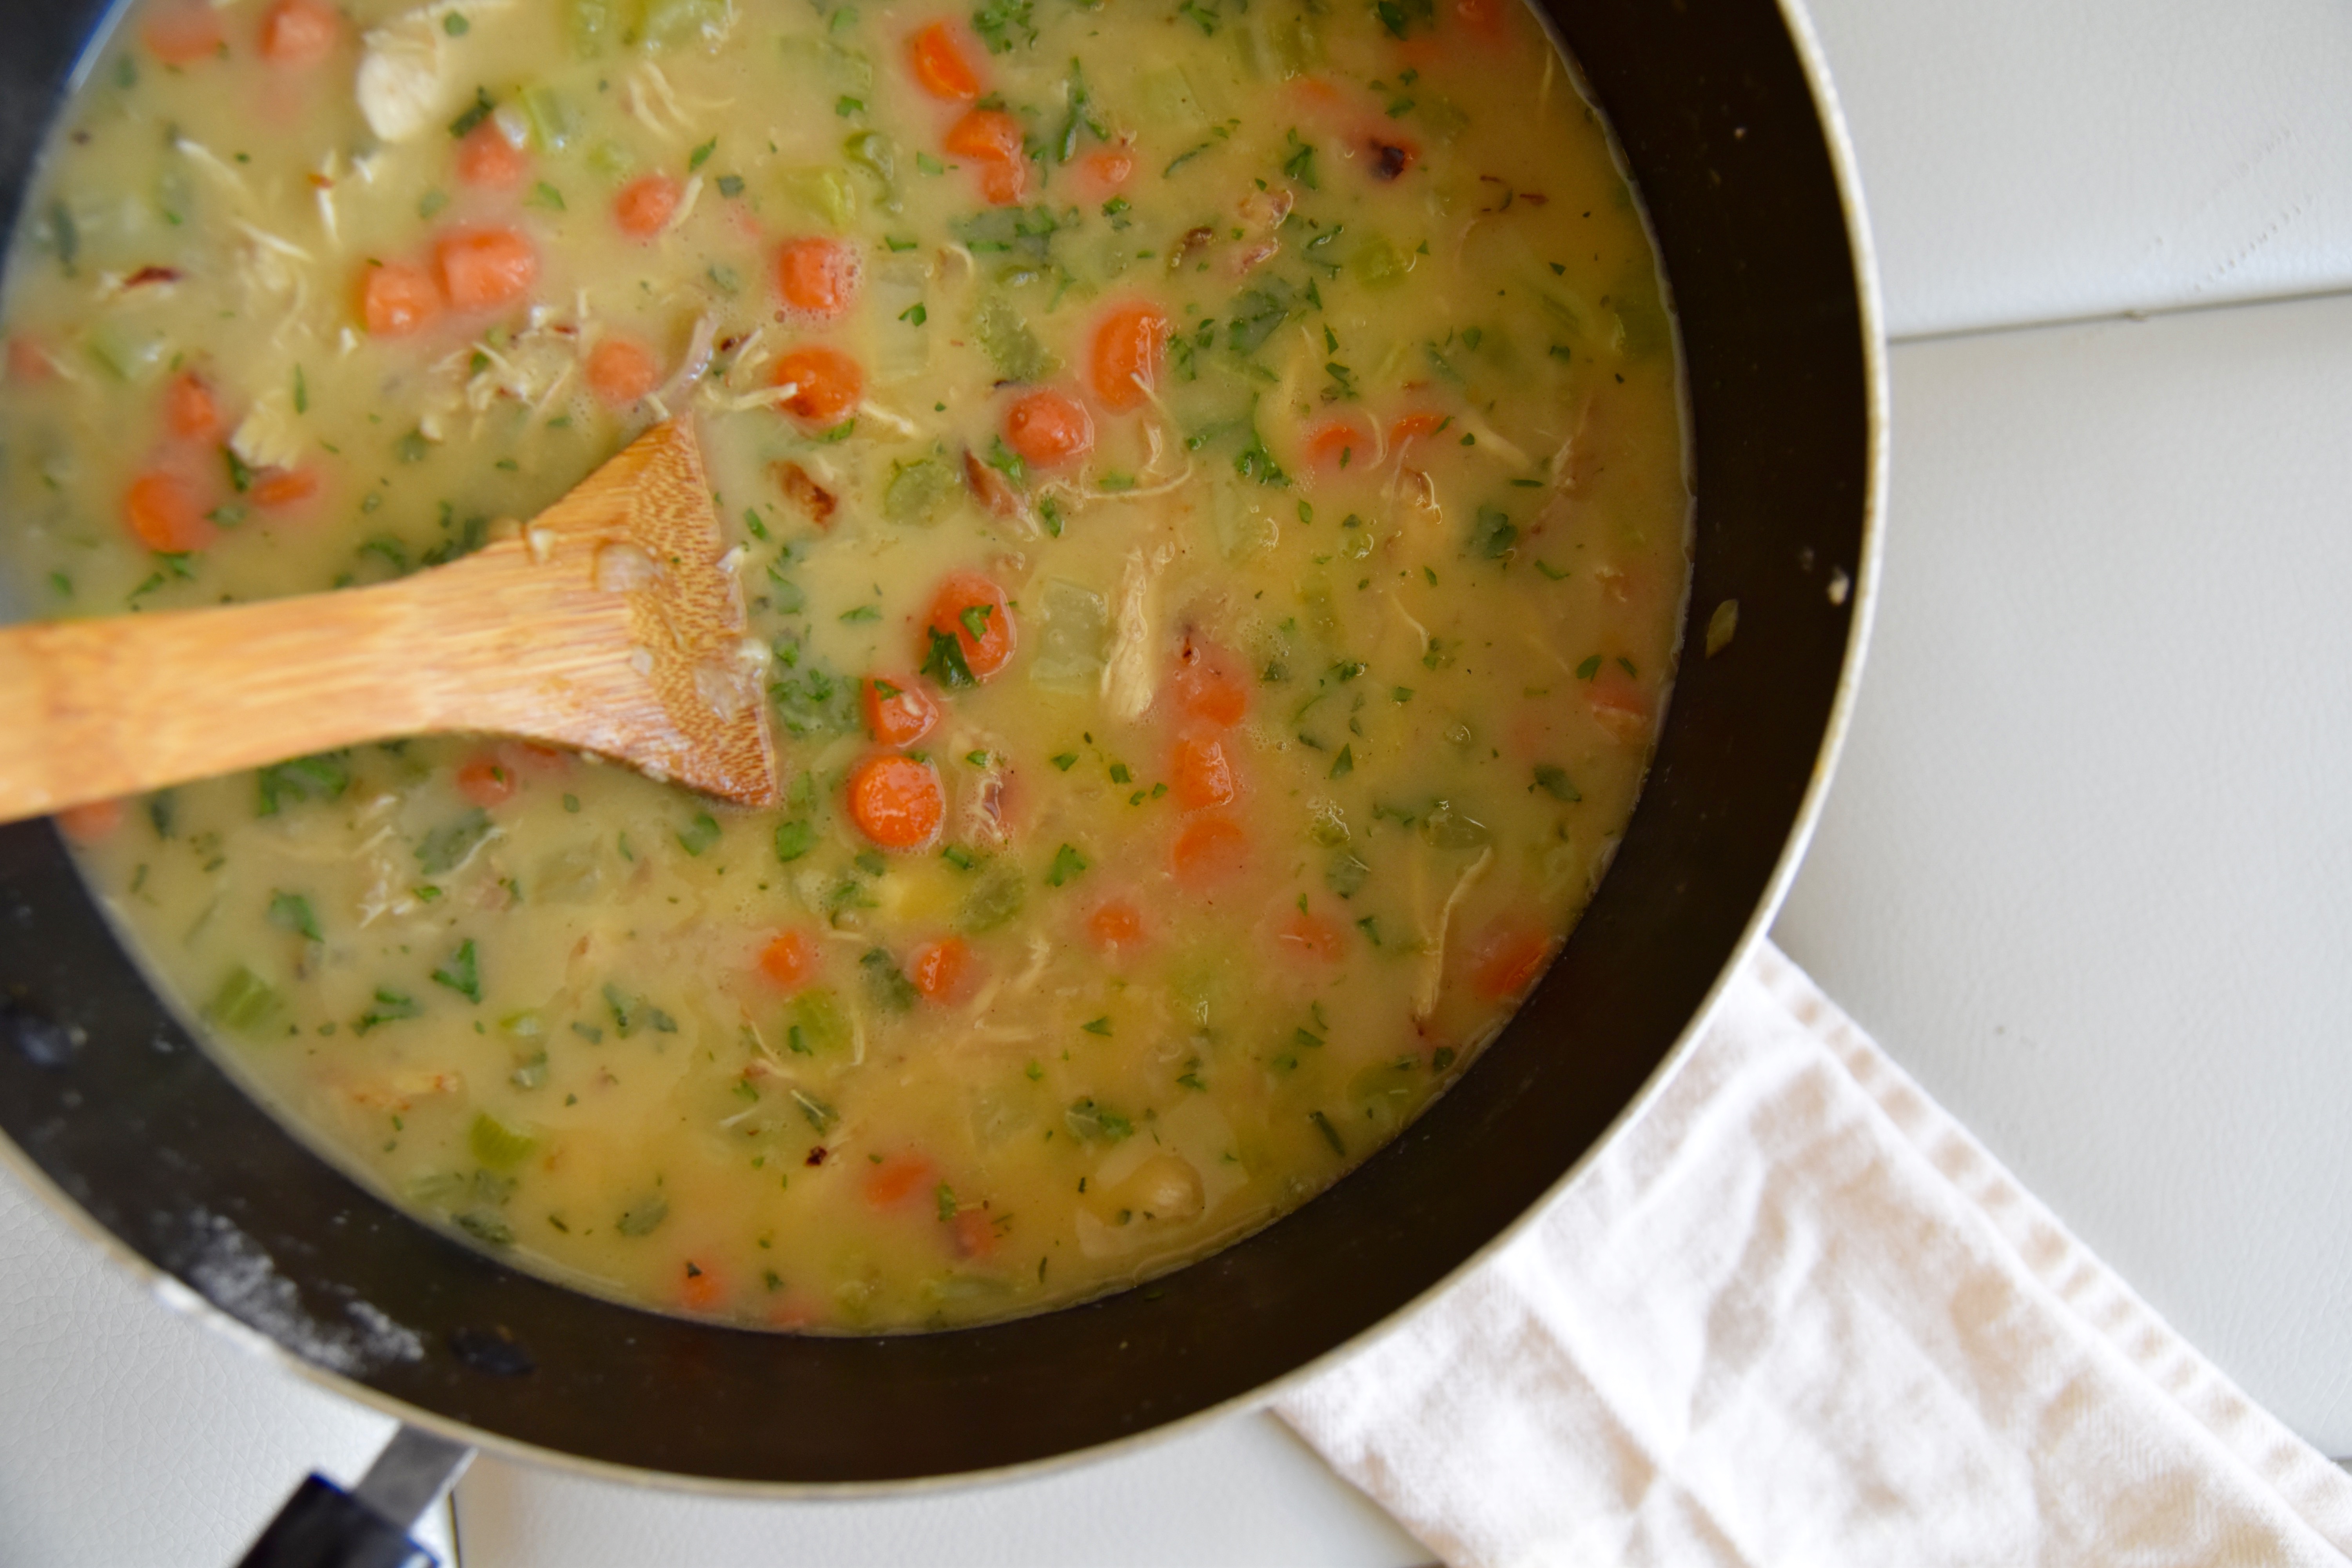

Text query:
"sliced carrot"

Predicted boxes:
[[456, 122, 529, 190], [1305, 416, 1373, 472], [498, 740, 572, 776], [924, 571, 1015, 679], [909, 936, 972, 1002], [259, 0, 340, 66], [1170, 734, 1238, 811], [1089, 301, 1167, 412], [846, 754, 945, 850], [55, 798, 125, 846], [1085, 898, 1146, 955], [679, 1261, 726, 1312], [1171, 815, 1249, 889], [250, 467, 321, 509], [1470, 920, 1553, 1000], [6, 336, 56, 385], [758, 929, 824, 991], [1277, 908, 1347, 964], [770, 346, 863, 428], [163, 372, 221, 441], [1083, 145, 1136, 194], [586, 337, 661, 407], [861, 676, 938, 747], [359, 261, 441, 337], [1389, 410, 1449, 447], [1588, 668, 1651, 741], [949, 1206, 996, 1259], [775, 236, 862, 319], [1171, 639, 1249, 728], [1002, 388, 1094, 469], [613, 172, 682, 238], [455, 752, 518, 808], [436, 228, 539, 312], [908, 22, 980, 101], [864, 1152, 937, 1209], [142, 2, 225, 65], [944, 110, 1026, 205], [123, 472, 215, 553], [1455, 0, 1506, 34]]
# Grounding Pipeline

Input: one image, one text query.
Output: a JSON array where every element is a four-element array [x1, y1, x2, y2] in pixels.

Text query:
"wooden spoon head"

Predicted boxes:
[[479, 419, 780, 807]]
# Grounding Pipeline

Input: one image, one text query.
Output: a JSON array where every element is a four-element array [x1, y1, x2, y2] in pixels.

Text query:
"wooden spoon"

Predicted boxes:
[[0, 418, 779, 825]]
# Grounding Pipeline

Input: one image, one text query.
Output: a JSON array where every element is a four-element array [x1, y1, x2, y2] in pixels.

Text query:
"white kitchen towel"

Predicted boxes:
[[1275, 940, 2352, 1566]]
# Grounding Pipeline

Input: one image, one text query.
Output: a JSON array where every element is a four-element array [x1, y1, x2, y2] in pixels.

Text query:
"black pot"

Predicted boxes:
[[0, 0, 1879, 1489]]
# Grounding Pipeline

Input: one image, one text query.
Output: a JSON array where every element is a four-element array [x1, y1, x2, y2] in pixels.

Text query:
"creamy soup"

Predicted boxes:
[[0, 0, 1688, 1331]]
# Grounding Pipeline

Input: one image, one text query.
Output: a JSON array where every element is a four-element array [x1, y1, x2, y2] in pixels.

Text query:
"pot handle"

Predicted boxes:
[[235, 1424, 475, 1568]]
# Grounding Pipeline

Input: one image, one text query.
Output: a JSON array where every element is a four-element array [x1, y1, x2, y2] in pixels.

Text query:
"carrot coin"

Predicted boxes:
[[1277, 908, 1346, 964], [55, 798, 126, 846], [679, 1261, 726, 1312], [949, 1207, 996, 1259], [123, 471, 215, 553], [613, 173, 682, 238], [259, 0, 339, 65], [1390, 410, 1449, 447], [908, 22, 980, 101], [1003, 389, 1094, 469], [909, 936, 972, 1001], [775, 236, 861, 318], [771, 346, 863, 428], [1089, 301, 1167, 412], [864, 1152, 937, 1208], [1305, 416, 1373, 472], [944, 110, 1025, 205], [924, 572, 1015, 680], [1171, 639, 1249, 728], [142, 2, 224, 64], [1083, 145, 1136, 193], [436, 229, 539, 312], [861, 676, 938, 747], [846, 754, 945, 850], [251, 467, 321, 509], [1470, 920, 1553, 999], [360, 261, 440, 337], [1085, 899, 1145, 954], [455, 752, 518, 808], [758, 929, 824, 991], [1171, 816, 1249, 889], [586, 337, 662, 407], [456, 122, 528, 189], [163, 372, 221, 441], [1171, 733, 1238, 811]]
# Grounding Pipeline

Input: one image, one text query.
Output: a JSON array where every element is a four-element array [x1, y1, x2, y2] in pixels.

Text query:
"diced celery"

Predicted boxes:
[[586, 140, 638, 181], [1138, 67, 1206, 131], [470, 1111, 539, 1170], [210, 966, 281, 1031], [789, 988, 852, 1054], [883, 456, 955, 523], [565, 0, 634, 56], [970, 294, 1054, 382], [1265, 4, 1323, 74], [85, 321, 168, 383], [1349, 235, 1412, 290], [1214, 491, 1279, 563], [783, 167, 858, 230], [957, 867, 1025, 934], [522, 85, 583, 152], [640, 0, 731, 50], [1029, 578, 1109, 690], [842, 131, 894, 190]]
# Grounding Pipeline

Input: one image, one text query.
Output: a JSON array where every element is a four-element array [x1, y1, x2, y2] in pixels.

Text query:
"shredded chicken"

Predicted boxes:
[[356, 1, 515, 142], [230, 389, 304, 472], [1415, 847, 1494, 1019], [1101, 543, 1174, 722]]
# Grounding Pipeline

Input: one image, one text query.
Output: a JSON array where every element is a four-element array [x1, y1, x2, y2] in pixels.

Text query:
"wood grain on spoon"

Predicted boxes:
[[0, 418, 779, 824]]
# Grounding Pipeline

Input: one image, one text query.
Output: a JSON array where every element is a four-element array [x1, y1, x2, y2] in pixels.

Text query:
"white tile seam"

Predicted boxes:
[[1885, 281, 2352, 348]]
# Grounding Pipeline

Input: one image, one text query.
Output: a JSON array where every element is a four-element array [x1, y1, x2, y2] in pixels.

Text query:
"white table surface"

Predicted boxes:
[[8, 0, 2352, 1562]]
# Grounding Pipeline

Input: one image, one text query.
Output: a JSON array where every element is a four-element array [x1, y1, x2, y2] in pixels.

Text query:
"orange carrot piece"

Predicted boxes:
[[163, 372, 221, 441], [6, 336, 56, 385], [1455, 0, 1506, 34], [1002, 388, 1094, 468], [949, 1207, 996, 1259], [586, 337, 662, 407], [360, 261, 441, 337], [1170, 734, 1238, 811], [456, 122, 529, 189], [1085, 899, 1146, 955], [1588, 668, 1651, 740], [1171, 816, 1249, 889], [861, 676, 938, 748], [55, 798, 126, 846], [123, 472, 215, 553], [1083, 146, 1136, 193], [770, 346, 863, 428], [774, 236, 862, 319], [924, 571, 1015, 679], [613, 172, 682, 238], [846, 754, 945, 850], [250, 467, 321, 509], [1470, 921, 1553, 1000], [1389, 410, 1449, 447], [1171, 639, 1249, 728], [1305, 416, 1372, 472], [679, 1261, 726, 1312], [455, 752, 518, 808], [142, 2, 225, 64], [864, 1153, 937, 1209], [758, 929, 824, 991], [436, 229, 539, 312], [1277, 908, 1346, 964], [909, 936, 972, 1001], [944, 110, 1026, 205], [908, 22, 980, 101], [1089, 301, 1168, 412], [259, 0, 340, 65]]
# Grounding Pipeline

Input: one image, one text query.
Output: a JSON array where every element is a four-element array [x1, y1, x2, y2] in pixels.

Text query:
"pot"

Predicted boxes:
[[0, 0, 1881, 1493]]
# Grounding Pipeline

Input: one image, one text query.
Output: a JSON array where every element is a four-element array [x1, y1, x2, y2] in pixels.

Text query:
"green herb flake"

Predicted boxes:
[[267, 891, 321, 943], [356, 987, 421, 1035], [1081, 1016, 1112, 1036], [1050, 752, 1078, 771], [1045, 842, 1089, 886], [1533, 765, 1582, 803], [675, 811, 722, 856], [1328, 745, 1355, 779]]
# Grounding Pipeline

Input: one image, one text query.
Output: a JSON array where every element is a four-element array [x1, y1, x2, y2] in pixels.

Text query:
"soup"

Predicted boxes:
[[0, 0, 1688, 1331]]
